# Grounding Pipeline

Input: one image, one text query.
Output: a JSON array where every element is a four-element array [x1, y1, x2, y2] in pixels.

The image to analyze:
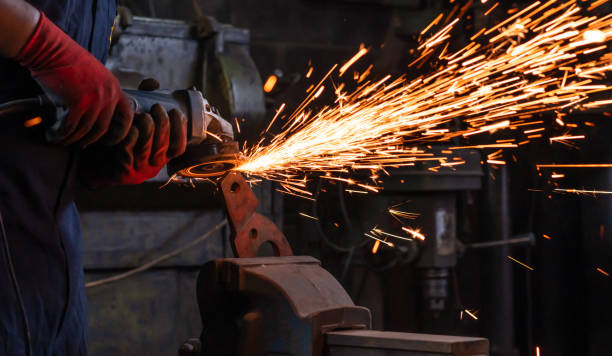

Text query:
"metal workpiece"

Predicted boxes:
[[196, 256, 372, 356], [220, 172, 293, 257], [326, 330, 489, 356]]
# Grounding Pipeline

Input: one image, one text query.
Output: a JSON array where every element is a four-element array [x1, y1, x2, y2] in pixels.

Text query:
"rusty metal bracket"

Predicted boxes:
[[220, 171, 293, 257]]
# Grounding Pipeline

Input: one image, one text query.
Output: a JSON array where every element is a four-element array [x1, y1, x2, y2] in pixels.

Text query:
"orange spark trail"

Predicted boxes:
[[537, 164, 612, 169], [507, 256, 535, 271], [235, 0, 612, 188], [554, 188, 612, 195], [464, 309, 479, 320]]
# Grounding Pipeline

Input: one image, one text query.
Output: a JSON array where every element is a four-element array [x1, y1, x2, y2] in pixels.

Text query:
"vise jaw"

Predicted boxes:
[[196, 256, 371, 356]]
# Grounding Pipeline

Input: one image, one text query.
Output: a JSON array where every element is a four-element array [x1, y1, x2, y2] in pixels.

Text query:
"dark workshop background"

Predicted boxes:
[[79, 1, 612, 355]]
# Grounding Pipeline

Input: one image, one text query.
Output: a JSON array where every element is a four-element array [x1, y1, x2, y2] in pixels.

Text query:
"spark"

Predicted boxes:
[[441, 161, 466, 166], [596, 267, 609, 277], [421, 13, 444, 36], [265, 103, 286, 133], [583, 99, 612, 107], [464, 309, 479, 320], [388, 204, 420, 220], [313, 86, 325, 99], [306, 66, 314, 79], [299, 212, 319, 220], [24, 116, 42, 128], [233, 1, 612, 191], [364, 232, 395, 247], [451, 144, 518, 150], [203, 131, 223, 142], [549, 135, 585, 143], [263, 75, 277, 93], [485, 2, 499, 16], [524, 127, 545, 134], [463, 120, 510, 137], [372, 240, 381, 254], [345, 189, 369, 194], [554, 188, 612, 195], [371, 227, 410, 241], [402, 227, 426, 241], [537, 164, 612, 169], [339, 45, 369, 77], [507, 255, 534, 271], [234, 117, 241, 134], [542, 234, 552, 239]]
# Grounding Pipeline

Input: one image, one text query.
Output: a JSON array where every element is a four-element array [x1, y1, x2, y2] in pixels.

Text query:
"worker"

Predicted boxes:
[[0, 0, 187, 354]]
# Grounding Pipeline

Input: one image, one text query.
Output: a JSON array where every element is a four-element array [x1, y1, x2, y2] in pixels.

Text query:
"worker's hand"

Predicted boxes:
[[80, 102, 187, 187], [15, 11, 133, 147]]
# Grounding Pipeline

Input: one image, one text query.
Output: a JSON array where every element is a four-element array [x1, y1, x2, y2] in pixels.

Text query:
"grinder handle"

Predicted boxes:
[[122, 89, 188, 116], [42, 87, 191, 142]]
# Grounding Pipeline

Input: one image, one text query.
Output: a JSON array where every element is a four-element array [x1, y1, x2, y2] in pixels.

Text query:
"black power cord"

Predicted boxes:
[[0, 96, 52, 355], [0, 97, 45, 118], [0, 210, 33, 356]]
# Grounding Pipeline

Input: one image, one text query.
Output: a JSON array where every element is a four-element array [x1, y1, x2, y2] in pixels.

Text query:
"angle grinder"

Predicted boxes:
[[116, 88, 242, 179], [0, 87, 243, 179]]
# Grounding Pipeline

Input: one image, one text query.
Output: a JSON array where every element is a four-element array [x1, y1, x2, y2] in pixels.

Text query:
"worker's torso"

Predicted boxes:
[[0, 1, 116, 355]]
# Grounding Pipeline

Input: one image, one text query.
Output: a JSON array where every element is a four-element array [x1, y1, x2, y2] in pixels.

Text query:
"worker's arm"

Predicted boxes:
[[0, 0, 133, 146], [0, 0, 39, 58], [0, 1, 185, 185]]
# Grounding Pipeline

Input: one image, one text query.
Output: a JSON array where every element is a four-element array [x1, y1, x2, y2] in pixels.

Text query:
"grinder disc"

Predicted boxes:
[[176, 155, 240, 178], [168, 141, 242, 178]]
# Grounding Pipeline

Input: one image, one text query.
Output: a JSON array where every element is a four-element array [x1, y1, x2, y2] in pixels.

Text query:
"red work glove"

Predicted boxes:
[[80, 80, 188, 187], [15, 11, 133, 147]]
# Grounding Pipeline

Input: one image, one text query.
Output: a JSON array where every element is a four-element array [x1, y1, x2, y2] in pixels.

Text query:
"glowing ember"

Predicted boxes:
[[24, 116, 43, 128], [371, 240, 381, 254], [263, 75, 278, 93], [234, 0, 612, 193]]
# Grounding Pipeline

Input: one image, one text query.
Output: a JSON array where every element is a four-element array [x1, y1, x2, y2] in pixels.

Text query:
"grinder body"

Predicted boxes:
[[43, 87, 240, 178]]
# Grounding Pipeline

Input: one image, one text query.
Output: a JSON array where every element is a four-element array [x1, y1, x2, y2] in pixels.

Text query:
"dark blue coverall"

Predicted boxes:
[[0, 1, 116, 354]]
